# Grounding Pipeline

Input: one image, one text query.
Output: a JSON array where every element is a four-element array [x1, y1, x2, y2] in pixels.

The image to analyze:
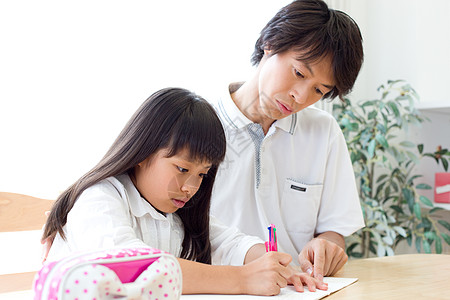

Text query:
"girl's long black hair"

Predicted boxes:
[[43, 88, 226, 264]]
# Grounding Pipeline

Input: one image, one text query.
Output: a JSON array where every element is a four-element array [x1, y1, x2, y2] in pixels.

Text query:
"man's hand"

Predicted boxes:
[[286, 265, 328, 293], [298, 232, 347, 282]]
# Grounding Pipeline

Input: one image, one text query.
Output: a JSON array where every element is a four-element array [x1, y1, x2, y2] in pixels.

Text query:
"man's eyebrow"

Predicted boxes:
[[321, 83, 334, 90], [303, 62, 334, 90]]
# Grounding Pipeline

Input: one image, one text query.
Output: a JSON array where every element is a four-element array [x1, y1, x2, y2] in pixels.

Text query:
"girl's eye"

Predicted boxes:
[[199, 173, 207, 178], [177, 166, 188, 173], [295, 69, 304, 78], [315, 88, 324, 96]]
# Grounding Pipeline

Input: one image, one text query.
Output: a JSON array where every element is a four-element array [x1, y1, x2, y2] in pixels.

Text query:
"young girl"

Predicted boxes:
[[42, 88, 325, 295]]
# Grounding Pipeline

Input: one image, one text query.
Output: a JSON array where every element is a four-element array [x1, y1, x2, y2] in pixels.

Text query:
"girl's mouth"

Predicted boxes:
[[172, 198, 187, 208]]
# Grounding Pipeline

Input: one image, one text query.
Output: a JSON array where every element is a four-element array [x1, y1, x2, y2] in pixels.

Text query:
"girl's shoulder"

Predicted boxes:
[[78, 174, 131, 204]]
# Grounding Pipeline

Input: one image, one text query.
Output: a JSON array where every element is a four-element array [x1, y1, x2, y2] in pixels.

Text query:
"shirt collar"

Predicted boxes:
[[217, 82, 253, 129], [118, 173, 169, 221], [219, 82, 297, 135], [274, 112, 297, 135]]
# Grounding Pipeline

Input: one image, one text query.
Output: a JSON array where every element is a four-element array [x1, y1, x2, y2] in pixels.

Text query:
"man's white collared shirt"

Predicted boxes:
[[210, 83, 365, 263]]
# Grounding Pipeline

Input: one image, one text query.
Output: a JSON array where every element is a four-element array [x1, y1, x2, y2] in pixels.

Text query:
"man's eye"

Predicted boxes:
[[295, 69, 304, 78], [177, 166, 188, 173]]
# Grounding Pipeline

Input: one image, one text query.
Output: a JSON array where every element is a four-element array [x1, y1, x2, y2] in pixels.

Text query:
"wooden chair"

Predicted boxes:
[[0, 192, 55, 294]]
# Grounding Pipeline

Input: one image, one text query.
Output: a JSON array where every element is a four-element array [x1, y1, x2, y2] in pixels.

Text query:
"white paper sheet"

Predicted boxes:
[[181, 277, 358, 300], [0, 277, 357, 300]]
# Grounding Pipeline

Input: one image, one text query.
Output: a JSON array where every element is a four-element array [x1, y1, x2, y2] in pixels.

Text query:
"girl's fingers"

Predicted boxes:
[[276, 275, 288, 289]]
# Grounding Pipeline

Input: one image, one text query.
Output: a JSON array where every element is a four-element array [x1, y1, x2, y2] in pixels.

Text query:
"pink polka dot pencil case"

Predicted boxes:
[[33, 247, 182, 300]]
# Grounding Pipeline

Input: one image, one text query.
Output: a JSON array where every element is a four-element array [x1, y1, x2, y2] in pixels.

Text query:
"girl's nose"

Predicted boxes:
[[180, 175, 201, 197]]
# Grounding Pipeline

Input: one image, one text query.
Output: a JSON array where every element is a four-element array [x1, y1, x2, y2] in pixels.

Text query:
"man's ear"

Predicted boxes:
[[263, 44, 272, 55], [263, 43, 272, 55]]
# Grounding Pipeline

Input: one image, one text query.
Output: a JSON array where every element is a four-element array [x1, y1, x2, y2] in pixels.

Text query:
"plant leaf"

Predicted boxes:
[[390, 205, 404, 214], [346, 242, 359, 255], [377, 243, 386, 257], [386, 246, 394, 256], [416, 183, 432, 190], [393, 226, 407, 237], [402, 188, 414, 213], [406, 235, 412, 246], [438, 220, 450, 231], [418, 144, 424, 154], [414, 203, 422, 220], [419, 195, 433, 207], [415, 237, 422, 253], [435, 237, 442, 254], [422, 239, 431, 253], [387, 101, 400, 118], [424, 231, 436, 241], [407, 174, 423, 185], [368, 110, 377, 120], [369, 241, 377, 255], [441, 233, 450, 245], [382, 235, 394, 245], [376, 174, 389, 183], [376, 133, 389, 149], [442, 157, 449, 171], [400, 141, 415, 148], [406, 151, 419, 164], [429, 207, 444, 214]]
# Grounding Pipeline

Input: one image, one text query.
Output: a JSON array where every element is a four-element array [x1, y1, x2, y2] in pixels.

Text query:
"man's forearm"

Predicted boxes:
[[315, 231, 345, 249]]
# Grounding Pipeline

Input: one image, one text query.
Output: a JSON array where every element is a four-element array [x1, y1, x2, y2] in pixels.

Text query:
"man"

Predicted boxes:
[[209, 0, 365, 283]]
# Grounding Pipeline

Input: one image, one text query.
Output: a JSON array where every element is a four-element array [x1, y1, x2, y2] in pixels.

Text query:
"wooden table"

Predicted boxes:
[[2, 254, 449, 299], [0, 271, 36, 294], [327, 254, 450, 299]]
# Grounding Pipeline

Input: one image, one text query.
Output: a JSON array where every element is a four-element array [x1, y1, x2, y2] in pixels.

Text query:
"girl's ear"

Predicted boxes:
[[136, 156, 151, 168]]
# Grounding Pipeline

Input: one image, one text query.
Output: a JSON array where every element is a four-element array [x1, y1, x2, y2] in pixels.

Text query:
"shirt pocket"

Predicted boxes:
[[281, 178, 323, 234]]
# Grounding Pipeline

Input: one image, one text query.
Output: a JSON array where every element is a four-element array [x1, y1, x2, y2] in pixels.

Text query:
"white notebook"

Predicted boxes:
[[181, 277, 358, 300]]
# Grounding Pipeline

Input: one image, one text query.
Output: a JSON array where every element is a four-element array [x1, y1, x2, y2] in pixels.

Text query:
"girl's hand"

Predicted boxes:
[[239, 251, 293, 296], [286, 265, 329, 292]]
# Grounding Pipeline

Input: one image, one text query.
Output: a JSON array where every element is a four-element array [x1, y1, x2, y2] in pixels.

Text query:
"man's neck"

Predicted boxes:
[[229, 78, 274, 134]]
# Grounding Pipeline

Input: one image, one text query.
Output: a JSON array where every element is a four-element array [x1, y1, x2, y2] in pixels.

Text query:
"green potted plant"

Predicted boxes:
[[332, 80, 450, 258]]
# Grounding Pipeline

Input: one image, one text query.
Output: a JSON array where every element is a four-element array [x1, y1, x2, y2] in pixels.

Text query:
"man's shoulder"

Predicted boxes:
[[299, 105, 334, 118], [297, 106, 338, 125], [290, 106, 341, 137]]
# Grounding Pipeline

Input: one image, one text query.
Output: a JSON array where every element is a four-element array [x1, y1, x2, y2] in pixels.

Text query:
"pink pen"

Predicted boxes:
[[265, 224, 278, 252]]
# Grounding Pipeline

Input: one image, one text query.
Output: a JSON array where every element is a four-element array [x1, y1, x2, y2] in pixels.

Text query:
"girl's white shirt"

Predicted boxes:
[[48, 173, 263, 265]]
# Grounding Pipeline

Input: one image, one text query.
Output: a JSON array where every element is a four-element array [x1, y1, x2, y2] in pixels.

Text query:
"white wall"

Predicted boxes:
[[0, 0, 291, 200], [335, 0, 450, 202], [342, 0, 450, 106]]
